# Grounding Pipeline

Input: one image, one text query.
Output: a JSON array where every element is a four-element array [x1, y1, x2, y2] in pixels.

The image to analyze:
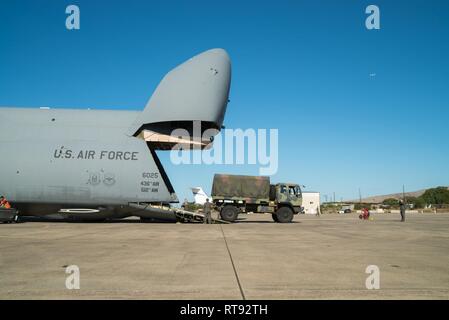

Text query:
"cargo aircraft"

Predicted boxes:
[[0, 49, 231, 221]]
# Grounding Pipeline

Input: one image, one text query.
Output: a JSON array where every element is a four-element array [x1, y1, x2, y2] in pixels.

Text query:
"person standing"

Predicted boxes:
[[181, 198, 188, 210], [203, 198, 212, 224], [399, 199, 406, 222], [316, 205, 321, 217]]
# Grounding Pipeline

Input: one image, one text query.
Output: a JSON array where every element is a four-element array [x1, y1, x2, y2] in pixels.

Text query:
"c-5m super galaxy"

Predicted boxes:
[[0, 49, 231, 222]]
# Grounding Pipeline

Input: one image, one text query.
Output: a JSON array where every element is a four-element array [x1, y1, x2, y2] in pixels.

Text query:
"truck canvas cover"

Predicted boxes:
[[211, 174, 270, 200]]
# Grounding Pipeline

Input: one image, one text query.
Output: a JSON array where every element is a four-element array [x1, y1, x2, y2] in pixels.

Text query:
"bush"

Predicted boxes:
[[183, 203, 203, 212], [354, 203, 371, 210], [382, 198, 399, 206]]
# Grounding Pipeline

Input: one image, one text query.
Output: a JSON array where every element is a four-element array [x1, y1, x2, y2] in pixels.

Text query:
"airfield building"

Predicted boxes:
[[302, 192, 321, 215]]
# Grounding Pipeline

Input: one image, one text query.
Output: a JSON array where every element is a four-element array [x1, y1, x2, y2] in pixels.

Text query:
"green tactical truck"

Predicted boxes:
[[211, 174, 303, 223]]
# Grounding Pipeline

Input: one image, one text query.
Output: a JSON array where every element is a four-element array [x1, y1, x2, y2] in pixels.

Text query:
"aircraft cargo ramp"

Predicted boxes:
[[128, 203, 230, 224]]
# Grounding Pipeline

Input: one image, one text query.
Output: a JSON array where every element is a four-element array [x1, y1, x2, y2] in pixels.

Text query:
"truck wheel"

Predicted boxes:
[[272, 214, 279, 222], [276, 207, 293, 223], [220, 205, 239, 222]]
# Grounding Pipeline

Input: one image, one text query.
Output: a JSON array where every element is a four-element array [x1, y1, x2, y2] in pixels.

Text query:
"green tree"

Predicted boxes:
[[420, 187, 449, 205], [405, 196, 425, 209]]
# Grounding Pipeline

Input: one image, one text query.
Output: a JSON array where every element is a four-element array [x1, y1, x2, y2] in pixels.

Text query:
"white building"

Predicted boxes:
[[302, 192, 321, 215]]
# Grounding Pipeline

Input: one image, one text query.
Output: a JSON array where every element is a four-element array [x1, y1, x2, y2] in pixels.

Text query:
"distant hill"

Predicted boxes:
[[347, 187, 448, 204]]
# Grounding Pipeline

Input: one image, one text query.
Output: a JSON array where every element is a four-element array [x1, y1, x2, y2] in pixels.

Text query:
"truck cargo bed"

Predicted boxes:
[[211, 174, 270, 200]]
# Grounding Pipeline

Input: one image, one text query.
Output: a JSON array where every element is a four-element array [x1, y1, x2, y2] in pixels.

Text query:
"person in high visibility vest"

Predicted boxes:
[[0, 196, 11, 209]]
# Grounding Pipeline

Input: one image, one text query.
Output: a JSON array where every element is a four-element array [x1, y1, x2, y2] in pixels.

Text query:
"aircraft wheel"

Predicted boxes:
[[220, 205, 239, 222], [275, 207, 293, 223]]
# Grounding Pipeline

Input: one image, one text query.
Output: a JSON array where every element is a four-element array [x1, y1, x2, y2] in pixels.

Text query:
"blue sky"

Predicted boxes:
[[1, 0, 448, 203]]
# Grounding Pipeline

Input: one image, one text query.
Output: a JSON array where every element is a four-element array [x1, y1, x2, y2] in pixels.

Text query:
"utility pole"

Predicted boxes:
[[359, 188, 362, 204], [333, 192, 336, 203], [403, 184, 406, 204]]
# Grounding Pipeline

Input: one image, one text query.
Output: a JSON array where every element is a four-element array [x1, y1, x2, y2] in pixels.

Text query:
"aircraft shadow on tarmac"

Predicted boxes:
[[14, 216, 173, 224], [11, 216, 300, 224]]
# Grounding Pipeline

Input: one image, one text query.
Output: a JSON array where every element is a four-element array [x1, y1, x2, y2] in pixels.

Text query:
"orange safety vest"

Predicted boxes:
[[1, 200, 11, 209]]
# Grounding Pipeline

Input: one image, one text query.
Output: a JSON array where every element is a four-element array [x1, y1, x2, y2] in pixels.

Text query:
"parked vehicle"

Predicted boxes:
[[211, 174, 303, 223]]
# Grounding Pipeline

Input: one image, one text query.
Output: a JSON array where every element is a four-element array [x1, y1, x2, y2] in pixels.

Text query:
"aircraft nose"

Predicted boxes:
[[128, 48, 232, 137], [204, 48, 231, 64], [195, 48, 231, 83], [193, 48, 231, 126]]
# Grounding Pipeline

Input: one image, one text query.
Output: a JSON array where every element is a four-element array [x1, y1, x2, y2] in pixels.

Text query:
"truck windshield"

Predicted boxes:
[[288, 186, 296, 196], [294, 186, 302, 197]]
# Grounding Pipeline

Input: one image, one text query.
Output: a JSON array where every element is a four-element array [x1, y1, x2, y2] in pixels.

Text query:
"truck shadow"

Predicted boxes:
[[234, 220, 300, 224], [230, 217, 301, 224]]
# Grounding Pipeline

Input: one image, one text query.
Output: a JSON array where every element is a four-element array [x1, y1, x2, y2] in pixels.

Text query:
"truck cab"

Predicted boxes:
[[276, 183, 303, 212], [269, 183, 303, 222]]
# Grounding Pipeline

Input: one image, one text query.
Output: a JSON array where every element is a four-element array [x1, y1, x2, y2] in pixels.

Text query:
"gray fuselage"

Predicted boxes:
[[0, 107, 175, 218]]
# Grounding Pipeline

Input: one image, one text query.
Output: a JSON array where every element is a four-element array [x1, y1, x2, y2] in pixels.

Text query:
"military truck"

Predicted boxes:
[[211, 174, 303, 223]]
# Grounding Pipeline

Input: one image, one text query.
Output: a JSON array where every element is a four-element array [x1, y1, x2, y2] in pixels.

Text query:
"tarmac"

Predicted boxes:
[[1, 212, 449, 300]]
